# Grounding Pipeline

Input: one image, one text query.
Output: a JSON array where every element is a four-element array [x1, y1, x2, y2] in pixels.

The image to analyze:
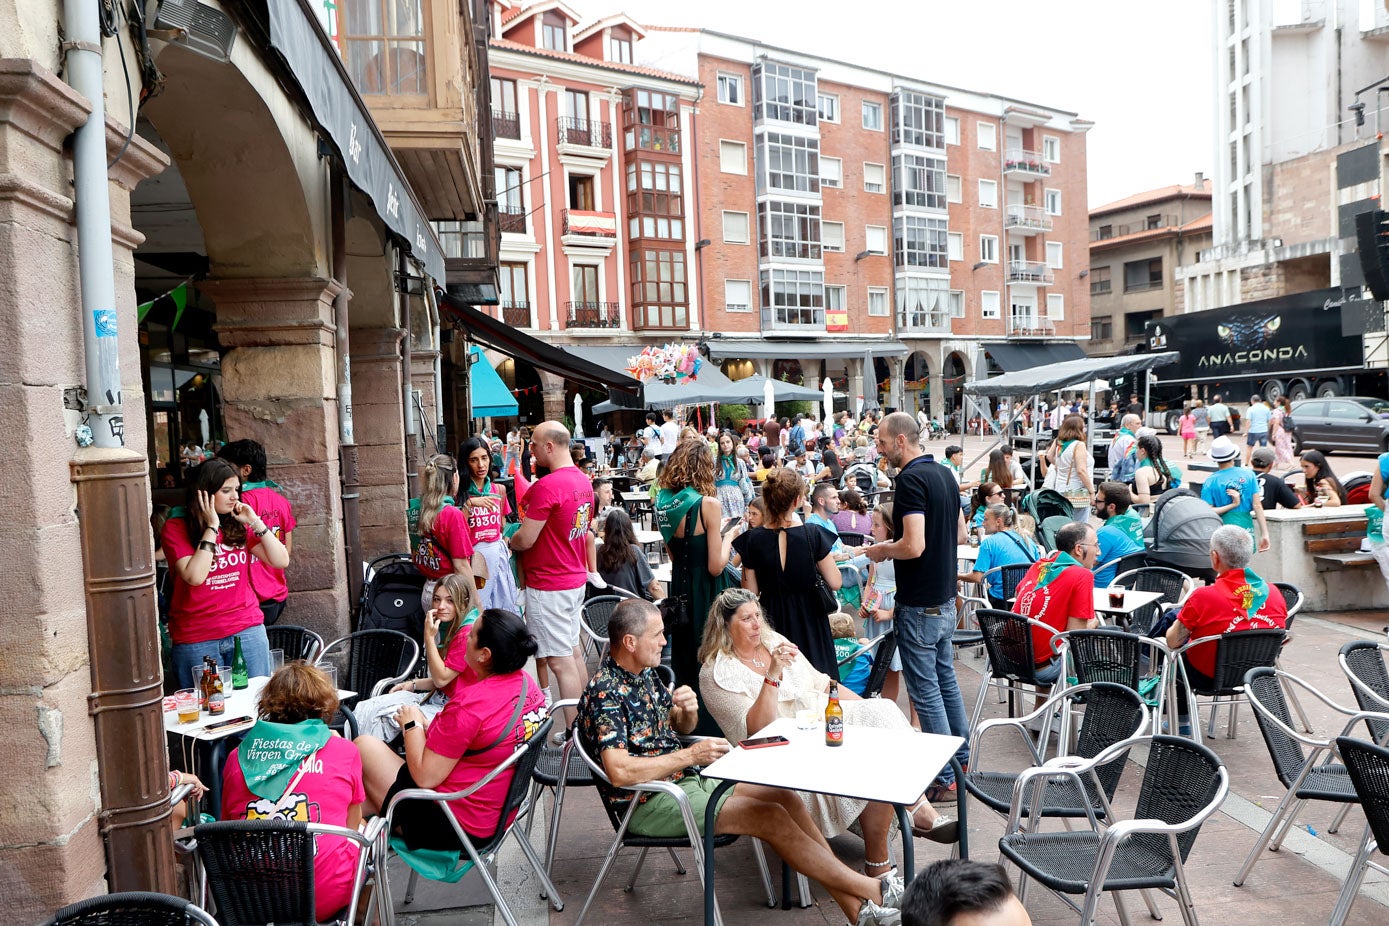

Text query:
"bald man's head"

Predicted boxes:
[[530, 421, 573, 469]]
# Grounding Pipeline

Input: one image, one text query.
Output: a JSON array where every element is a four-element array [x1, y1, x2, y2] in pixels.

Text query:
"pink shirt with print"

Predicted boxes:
[[414, 504, 475, 581], [162, 518, 265, 645], [241, 485, 296, 603], [517, 466, 592, 591], [464, 484, 511, 544]]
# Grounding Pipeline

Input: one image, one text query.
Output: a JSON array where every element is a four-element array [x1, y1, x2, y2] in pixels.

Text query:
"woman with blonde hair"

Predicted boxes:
[[413, 453, 480, 610], [1039, 414, 1092, 520], [697, 589, 956, 878]]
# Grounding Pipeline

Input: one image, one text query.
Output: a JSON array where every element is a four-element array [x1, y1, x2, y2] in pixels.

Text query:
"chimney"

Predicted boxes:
[[1194, 170, 1205, 189]]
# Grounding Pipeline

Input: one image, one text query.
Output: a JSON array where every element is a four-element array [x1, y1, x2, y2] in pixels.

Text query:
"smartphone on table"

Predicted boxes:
[[738, 735, 790, 749]]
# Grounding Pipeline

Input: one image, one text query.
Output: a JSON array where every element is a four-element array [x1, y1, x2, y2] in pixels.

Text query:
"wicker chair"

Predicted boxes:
[[316, 629, 419, 704], [1330, 736, 1389, 926], [970, 609, 1067, 730], [1108, 566, 1190, 633], [957, 563, 1034, 653], [580, 595, 624, 666], [266, 624, 325, 664], [999, 735, 1229, 926], [43, 893, 219, 926], [1235, 668, 1362, 888], [1338, 640, 1389, 746], [837, 530, 869, 548], [1167, 629, 1286, 740], [1061, 628, 1169, 732], [529, 699, 595, 886]]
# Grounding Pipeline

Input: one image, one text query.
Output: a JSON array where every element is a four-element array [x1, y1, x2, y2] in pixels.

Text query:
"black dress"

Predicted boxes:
[[738, 525, 838, 677]]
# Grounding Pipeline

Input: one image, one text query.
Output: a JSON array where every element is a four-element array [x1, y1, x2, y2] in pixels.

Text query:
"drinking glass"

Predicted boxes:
[[217, 665, 232, 692], [174, 688, 200, 724], [269, 648, 285, 672], [1108, 589, 1125, 608], [323, 664, 339, 691]]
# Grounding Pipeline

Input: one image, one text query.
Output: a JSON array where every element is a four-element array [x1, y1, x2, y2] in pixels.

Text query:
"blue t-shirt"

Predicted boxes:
[[806, 513, 844, 554], [974, 530, 1039, 600], [1379, 452, 1389, 482], [1201, 466, 1260, 531], [1095, 523, 1144, 587], [1246, 403, 1272, 434]]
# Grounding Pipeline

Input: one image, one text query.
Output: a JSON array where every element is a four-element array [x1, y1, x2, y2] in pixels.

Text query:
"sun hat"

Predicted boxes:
[[1209, 436, 1239, 463]]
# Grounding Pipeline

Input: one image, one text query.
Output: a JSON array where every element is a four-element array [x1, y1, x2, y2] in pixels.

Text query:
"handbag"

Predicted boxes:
[[813, 571, 838, 615], [658, 503, 702, 631]]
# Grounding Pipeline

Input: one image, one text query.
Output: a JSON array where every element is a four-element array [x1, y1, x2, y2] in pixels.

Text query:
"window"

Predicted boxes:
[[717, 72, 743, 105], [868, 287, 890, 316], [1096, 224, 1113, 240], [1045, 242, 1063, 269], [890, 89, 945, 148], [945, 174, 962, 203], [817, 92, 839, 123], [862, 100, 883, 131], [496, 165, 524, 231], [568, 173, 595, 211], [761, 268, 825, 326], [491, 77, 518, 114], [759, 201, 822, 260], [608, 30, 633, 64], [761, 132, 820, 194], [719, 139, 747, 174], [865, 225, 888, 255], [631, 249, 688, 329], [753, 61, 818, 126], [822, 221, 845, 252], [499, 261, 529, 311], [343, 0, 426, 95], [944, 116, 960, 145], [820, 156, 842, 189], [894, 215, 948, 269], [625, 162, 684, 239], [1091, 316, 1113, 341], [979, 234, 998, 263], [1042, 135, 1060, 163], [1046, 293, 1065, 319], [949, 289, 964, 318], [947, 232, 963, 261], [1090, 265, 1112, 295], [893, 154, 945, 208], [896, 277, 949, 327], [1124, 258, 1163, 292], [541, 11, 567, 51], [978, 179, 997, 209], [1044, 188, 1061, 215], [722, 210, 749, 244], [564, 88, 589, 124], [572, 264, 600, 304], [825, 284, 846, 312], [434, 220, 485, 259], [977, 121, 997, 151], [1145, 213, 1162, 230], [624, 89, 681, 152], [863, 162, 886, 194], [981, 290, 1001, 319], [725, 280, 752, 312]]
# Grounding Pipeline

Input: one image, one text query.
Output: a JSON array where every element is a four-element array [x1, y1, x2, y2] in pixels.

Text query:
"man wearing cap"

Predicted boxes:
[[1250, 447, 1302, 510], [1201, 436, 1270, 552]]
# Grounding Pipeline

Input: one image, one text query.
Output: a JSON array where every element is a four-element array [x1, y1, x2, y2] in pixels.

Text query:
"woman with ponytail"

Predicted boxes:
[[413, 453, 480, 610]]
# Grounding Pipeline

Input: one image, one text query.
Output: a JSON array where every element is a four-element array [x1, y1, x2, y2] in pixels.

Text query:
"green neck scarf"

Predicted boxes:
[[655, 487, 702, 543], [466, 478, 493, 498], [1108, 510, 1145, 545], [1224, 568, 1271, 621], [239, 480, 282, 491], [1033, 550, 1082, 589], [236, 719, 331, 801]]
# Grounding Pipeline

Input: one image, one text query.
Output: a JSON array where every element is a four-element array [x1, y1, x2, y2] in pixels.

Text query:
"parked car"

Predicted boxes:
[[1288, 396, 1389, 454]]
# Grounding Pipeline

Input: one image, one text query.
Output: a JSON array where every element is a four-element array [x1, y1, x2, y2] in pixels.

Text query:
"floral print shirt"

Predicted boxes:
[[579, 657, 687, 817]]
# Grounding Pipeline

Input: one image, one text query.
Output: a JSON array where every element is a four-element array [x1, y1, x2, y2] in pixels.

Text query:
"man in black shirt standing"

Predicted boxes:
[[1250, 447, 1302, 510], [864, 412, 971, 801]]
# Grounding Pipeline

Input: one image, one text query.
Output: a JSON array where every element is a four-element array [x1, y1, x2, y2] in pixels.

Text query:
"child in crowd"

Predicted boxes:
[[830, 611, 872, 696], [859, 503, 917, 727]]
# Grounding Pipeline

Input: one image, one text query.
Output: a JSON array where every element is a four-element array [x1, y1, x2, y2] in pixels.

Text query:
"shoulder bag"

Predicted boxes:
[[658, 503, 702, 631]]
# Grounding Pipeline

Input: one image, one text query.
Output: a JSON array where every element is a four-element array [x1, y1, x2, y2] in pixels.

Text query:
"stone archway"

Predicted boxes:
[[942, 351, 970, 433], [904, 350, 932, 416]]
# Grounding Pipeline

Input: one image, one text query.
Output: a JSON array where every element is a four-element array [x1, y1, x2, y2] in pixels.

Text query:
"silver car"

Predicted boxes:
[[1289, 396, 1389, 454]]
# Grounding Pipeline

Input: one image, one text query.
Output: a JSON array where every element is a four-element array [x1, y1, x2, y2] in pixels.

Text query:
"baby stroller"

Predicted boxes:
[[927, 418, 948, 440], [1143, 488, 1222, 582], [1020, 488, 1073, 526], [357, 552, 427, 639]]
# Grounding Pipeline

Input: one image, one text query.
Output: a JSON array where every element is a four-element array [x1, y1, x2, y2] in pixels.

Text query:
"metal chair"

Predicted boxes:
[[998, 735, 1229, 926], [266, 624, 325, 664], [970, 609, 1067, 730], [1338, 640, 1389, 746], [383, 715, 564, 926], [581, 594, 624, 667], [1235, 668, 1363, 888], [834, 630, 896, 699], [1330, 735, 1389, 926], [1269, 582, 1312, 732], [316, 628, 419, 704], [964, 682, 1147, 826], [1061, 628, 1169, 732], [957, 563, 1033, 653], [1167, 629, 1286, 739], [43, 892, 220, 926], [837, 530, 869, 548], [1108, 566, 1190, 633], [193, 818, 389, 926], [529, 699, 596, 885], [1093, 551, 1148, 583]]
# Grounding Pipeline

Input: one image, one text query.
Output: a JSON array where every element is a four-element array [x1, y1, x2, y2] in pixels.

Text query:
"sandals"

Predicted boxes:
[[911, 815, 959, 844]]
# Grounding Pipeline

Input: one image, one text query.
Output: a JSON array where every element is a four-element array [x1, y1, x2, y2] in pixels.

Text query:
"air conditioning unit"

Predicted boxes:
[[151, 0, 237, 63]]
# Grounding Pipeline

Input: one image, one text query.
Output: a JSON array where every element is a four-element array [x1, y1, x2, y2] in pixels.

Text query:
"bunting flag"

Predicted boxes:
[[137, 281, 192, 327]]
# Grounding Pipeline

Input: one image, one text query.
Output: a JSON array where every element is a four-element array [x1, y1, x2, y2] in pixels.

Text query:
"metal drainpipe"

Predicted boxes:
[[399, 248, 421, 497], [332, 175, 364, 611], [64, 3, 175, 891]]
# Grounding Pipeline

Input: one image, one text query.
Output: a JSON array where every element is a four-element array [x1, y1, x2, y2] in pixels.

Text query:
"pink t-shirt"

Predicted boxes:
[[517, 466, 592, 591], [425, 668, 548, 837], [162, 518, 265, 645], [415, 504, 476, 580], [220, 735, 365, 922], [241, 485, 297, 603], [463, 484, 511, 545]]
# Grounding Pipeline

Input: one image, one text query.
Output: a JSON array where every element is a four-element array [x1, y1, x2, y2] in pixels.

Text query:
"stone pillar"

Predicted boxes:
[[848, 359, 865, 416], [889, 357, 905, 412], [930, 369, 946, 421], [411, 342, 442, 450], [538, 369, 567, 423], [351, 327, 410, 558], [202, 278, 350, 641]]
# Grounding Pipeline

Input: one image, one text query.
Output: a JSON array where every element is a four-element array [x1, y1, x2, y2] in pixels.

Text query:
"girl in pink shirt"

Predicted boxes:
[[413, 453, 480, 610], [458, 436, 518, 612]]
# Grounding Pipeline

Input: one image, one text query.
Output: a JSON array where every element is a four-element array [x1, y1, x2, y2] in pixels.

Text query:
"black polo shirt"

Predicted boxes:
[[891, 453, 959, 608]]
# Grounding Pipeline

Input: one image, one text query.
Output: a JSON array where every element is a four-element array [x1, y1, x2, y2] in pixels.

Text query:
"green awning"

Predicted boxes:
[[470, 346, 518, 418]]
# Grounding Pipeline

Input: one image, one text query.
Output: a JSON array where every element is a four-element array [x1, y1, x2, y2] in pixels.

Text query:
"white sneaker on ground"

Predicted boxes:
[[856, 898, 901, 926]]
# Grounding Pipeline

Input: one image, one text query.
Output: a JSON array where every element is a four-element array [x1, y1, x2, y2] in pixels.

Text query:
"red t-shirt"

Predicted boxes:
[[220, 735, 364, 922], [162, 518, 265, 645], [1176, 570, 1287, 677], [1013, 560, 1095, 664], [241, 485, 296, 603], [414, 504, 476, 581], [425, 668, 548, 837], [516, 466, 592, 591], [463, 484, 511, 545]]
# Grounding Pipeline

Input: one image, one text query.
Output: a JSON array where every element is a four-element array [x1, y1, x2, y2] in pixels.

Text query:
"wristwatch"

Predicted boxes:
[[402, 720, 418, 732]]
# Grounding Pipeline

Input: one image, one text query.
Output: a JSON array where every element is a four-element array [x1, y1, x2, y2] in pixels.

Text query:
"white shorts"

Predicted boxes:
[[526, 585, 585, 658]]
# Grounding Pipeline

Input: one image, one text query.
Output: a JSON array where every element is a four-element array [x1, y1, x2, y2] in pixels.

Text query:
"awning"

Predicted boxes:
[[964, 352, 1180, 398], [725, 375, 825, 402], [469, 346, 518, 418], [701, 339, 908, 360], [980, 341, 1087, 372], [437, 294, 638, 394], [266, 1, 445, 280]]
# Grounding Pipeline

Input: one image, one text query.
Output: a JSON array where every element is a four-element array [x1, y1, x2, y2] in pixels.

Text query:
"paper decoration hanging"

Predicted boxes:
[[137, 281, 191, 325], [624, 343, 701, 384]]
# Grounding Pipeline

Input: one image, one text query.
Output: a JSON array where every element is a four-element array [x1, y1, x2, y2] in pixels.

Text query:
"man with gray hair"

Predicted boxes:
[[1164, 524, 1287, 734]]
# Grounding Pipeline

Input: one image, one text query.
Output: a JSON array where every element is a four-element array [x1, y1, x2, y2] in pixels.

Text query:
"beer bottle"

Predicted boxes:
[[199, 659, 214, 711], [231, 635, 248, 690], [208, 662, 226, 716], [825, 682, 844, 747]]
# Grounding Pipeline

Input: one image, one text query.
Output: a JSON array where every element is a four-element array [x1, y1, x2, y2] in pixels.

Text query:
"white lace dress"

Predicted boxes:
[[698, 631, 911, 838]]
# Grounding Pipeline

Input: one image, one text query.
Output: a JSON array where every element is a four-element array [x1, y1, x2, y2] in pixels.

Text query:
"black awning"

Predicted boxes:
[[266, 1, 445, 280], [980, 341, 1087, 372], [438, 294, 638, 394], [965, 352, 1179, 397]]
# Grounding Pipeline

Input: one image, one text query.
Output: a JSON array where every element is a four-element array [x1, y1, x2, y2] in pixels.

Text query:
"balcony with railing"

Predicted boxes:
[[1002, 148, 1051, 178], [491, 108, 521, 140], [1006, 260, 1054, 285], [1005, 313, 1056, 337], [896, 308, 951, 335], [561, 209, 618, 239], [761, 305, 825, 333], [499, 203, 527, 234], [1091, 215, 1179, 241], [555, 117, 613, 154], [499, 301, 531, 327], [1003, 204, 1053, 235], [566, 301, 623, 329], [624, 124, 682, 154]]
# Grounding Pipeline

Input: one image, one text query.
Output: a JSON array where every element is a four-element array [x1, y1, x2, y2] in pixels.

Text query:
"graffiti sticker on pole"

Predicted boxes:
[[93, 309, 118, 338]]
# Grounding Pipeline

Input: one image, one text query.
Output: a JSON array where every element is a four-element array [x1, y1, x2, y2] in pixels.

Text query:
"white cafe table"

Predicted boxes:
[[956, 543, 980, 564], [698, 716, 965, 923], [1093, 588, 1166, 626], [621, 490, 652, 504], [634, 529, 663, 547]]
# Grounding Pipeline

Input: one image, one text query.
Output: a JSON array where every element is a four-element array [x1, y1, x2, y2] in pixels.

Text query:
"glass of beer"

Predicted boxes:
[[174, 688, 200, 724]]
